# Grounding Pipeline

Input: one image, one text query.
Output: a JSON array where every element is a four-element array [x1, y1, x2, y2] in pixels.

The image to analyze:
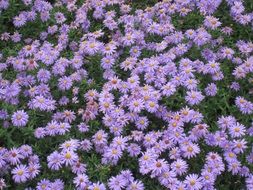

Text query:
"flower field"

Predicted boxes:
[[1, 0, 253, 189]]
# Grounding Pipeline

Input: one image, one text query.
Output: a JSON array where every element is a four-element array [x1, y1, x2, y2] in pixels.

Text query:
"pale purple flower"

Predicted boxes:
[[11, 110, 29, 127]]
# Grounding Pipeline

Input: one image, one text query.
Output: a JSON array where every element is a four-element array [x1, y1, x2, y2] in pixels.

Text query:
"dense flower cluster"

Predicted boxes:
[[0, 0, 253, 189]]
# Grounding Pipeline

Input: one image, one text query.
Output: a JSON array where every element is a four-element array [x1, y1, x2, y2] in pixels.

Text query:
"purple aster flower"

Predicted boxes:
[[58, 76, 73, 91], [108, 175, 127, 190], [13, 13, 27, 27], [27, 163, 40, 178], [8, 148, 24, 165], [0, 109, 8, 119], [88, 182, 106, 190], [37, 69, 51, 83], [205, 83, 217, 96], [47, 151, 63, 170], [73, 174, 89, 189], [61, 150, 78, 166], [0, 178, 6, 190], [235, 96, 253, 114], [128, 99, 144, 113], [228, 122, 246, 138], [20, 145, 32, 157], [204, 16, 221, 30], [12, 164, 29, 183], [11, 110, 29, 127], [182, 142, 201, 159], [11, 32, 22, 43], [184, 174, 203, 190], [0, 0, 9, 10], [71, 161, 86, 174], [246, 175, 253, 189], [150, 159, 169, 178], [127, 143, 141, 157], [36, 179, 51, 190], [127, 180, 144, 190], [80, 139, 92, 152], [51, 179, 64, 190], [171, 159, 188, 176], [55, 12, 66, 24], [185, 91, 204, 105]]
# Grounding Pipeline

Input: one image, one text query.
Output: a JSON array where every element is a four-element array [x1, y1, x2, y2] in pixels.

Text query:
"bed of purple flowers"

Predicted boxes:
[[0, 0, 253, 189]]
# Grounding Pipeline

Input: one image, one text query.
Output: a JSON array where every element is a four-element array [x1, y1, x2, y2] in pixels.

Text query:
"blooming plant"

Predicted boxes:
[[0, 0, 253, 189]]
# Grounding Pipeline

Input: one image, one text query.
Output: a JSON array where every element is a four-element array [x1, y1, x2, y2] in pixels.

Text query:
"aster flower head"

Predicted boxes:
[[182, 142, 201, 159], [228, 122, 246, 138], [12, 164, 29, 183], [205, 83, 217, 96], [184, 174, 203, 190], [108, 175, 127, 190], [128, 99, 144, 113], [88, 182, 106, 190], [0, 178, 6, 190], [171, 159, 188, 176], [61, 150, 78, 166], [127, 180, 144, 190], [73, 174, 89, 189], [13, 13, 27, 27], [47, 151, 63, 170], [36, 179, 51, 190], [11, 110, 29, 127], [185, 90, 204, 106], [204, 16, 221, 30]]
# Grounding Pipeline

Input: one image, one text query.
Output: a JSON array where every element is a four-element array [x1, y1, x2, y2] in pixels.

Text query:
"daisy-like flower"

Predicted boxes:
[[228, 122, 246, 138], [246, 175, 253, 189], [61, 150, 78, 166], [84, 40, 103, 55], [232, 139, 247, 154], [150, 159, 169, 178], [8, 148, 24, 165], [204, 16, 221, 30], [51, 179, 64, 190], [108, 175, 127, 190], [0, 178, 6, 190], [145, 100, 159, 113], [54, 12, 66, 24], [135, 116, 149, 130], [71, 161, 86, 174], [221, 47, 235, 59], [205, 83, 217, 96], [88, 182, 106, 190], [27, 163, 40, 179], [13, 14, 27, 27], [47, 151, 63, 170], [128, 99, 144, 113], [184, 174, 203, 190], [127, 180, 144, 190], [171, 159, 188, 176], [161, 82, 176, 96], [20, 144, 32, 157], [58, 76, 73, 91], [185, 90, 204, 106], [182, 143, 201, 159], [60, 139, 79, 151], [235, 96, 253, 114], [36, 179, 51, 190], [73, 174, 89, 189], [102, 41, 117, 55], [11, 110, 29, 127], [92, 130, 108, 145], [12, 164, 29, 183], [204, 61, 220, 74]]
